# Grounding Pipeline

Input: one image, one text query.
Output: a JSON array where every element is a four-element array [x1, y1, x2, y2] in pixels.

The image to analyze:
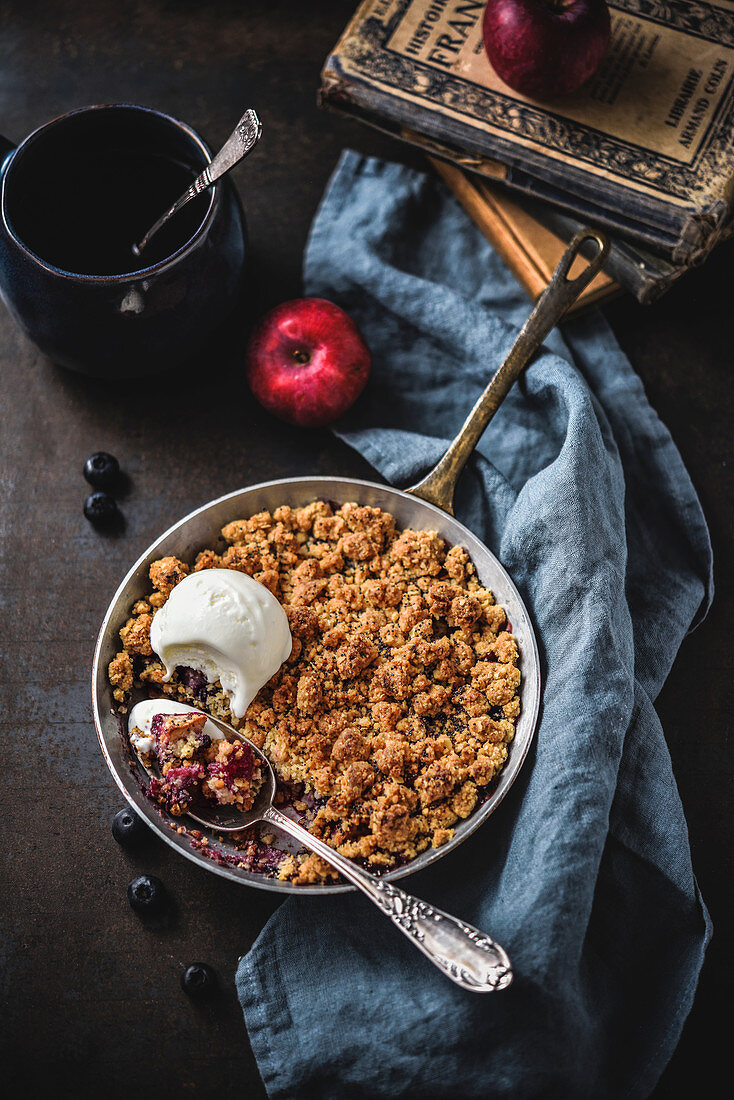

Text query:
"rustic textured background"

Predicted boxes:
[[0, 2, 730, 1096]]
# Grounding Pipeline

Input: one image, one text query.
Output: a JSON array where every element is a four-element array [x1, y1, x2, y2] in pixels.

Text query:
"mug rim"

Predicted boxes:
[[0, 102, 219, 283]]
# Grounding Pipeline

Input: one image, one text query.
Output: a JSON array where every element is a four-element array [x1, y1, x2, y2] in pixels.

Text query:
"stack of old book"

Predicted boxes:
[[319, 0, 734, 311]]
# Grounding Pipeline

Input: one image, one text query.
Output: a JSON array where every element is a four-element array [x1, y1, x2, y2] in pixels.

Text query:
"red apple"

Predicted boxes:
[[245, 298, 371, 429], [483, 0, 611, 99]]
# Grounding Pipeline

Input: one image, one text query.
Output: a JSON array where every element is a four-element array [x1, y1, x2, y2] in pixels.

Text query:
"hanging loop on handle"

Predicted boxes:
[[407, 229, 609, 515]]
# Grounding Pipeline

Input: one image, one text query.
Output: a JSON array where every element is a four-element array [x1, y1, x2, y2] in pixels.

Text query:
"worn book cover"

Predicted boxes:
[[320, 0, 734, 265]]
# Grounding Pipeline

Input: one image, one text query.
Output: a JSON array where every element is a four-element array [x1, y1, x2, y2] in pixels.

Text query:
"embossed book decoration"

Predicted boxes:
[[320, 0, 734, 265]]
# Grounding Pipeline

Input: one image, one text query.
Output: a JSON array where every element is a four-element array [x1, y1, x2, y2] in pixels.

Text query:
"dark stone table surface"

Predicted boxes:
[[1, 2, 730, 1096]]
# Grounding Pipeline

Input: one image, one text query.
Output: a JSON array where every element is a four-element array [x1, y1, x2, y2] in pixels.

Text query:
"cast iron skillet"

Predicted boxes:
[[92, 230, 608, 894]]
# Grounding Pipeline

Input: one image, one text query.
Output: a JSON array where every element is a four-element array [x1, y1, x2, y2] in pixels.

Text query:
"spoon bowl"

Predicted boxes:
[[181, 712, 277, 833]]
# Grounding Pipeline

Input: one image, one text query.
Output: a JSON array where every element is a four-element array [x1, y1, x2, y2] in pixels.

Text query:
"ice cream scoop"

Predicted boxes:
[[149, 569, 292, 719]]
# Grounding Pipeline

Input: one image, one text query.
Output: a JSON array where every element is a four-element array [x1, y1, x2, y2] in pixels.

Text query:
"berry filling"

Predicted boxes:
[[207, 742, 256, 786], [204, 740, 259, 806], [178, 665, 209, 703], [152, 711, 212, 769], [150, 764, 206, 815], [146, 712, 262, 817]]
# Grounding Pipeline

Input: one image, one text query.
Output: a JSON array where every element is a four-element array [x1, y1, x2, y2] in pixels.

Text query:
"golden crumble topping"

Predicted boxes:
[[109, 500, 521, 884]]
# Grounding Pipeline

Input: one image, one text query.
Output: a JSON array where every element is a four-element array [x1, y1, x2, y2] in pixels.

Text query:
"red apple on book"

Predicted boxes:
[[482, 0, 611, 99], [245, 298, 371, 428]]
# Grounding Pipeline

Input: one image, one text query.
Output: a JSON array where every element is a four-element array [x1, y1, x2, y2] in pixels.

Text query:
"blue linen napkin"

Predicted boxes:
[[236, 151, 713, 1099]]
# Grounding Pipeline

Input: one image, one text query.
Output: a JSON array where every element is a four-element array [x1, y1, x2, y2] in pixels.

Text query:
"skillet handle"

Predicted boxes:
[[407, 228, 609, 515]]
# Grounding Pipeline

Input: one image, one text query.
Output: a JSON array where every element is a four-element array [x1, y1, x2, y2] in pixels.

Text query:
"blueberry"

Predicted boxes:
[[84, 451, 120, 490], [181, 962, 218, 998], [112, 807, 147, 845], [84, 491, 119, 525], [127, 874, 167, 915]]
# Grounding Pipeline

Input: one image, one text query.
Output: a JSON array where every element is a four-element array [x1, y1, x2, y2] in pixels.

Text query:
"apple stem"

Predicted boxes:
[[292, 348, 310, 365]]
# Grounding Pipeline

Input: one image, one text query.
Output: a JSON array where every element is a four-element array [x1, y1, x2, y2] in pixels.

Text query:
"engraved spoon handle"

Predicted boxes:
[[133, 108, 262, 255], [407, 228, 609, 515], [263, 805, 512, 992]]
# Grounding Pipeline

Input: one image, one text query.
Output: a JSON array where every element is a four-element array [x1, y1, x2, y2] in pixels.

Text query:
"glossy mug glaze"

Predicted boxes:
[[0, 104, 247, 377]]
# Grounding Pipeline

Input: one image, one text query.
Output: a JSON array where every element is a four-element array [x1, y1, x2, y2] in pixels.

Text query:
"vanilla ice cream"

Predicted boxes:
[[149, 569, 292, 719], [128, 698, 223, 755]]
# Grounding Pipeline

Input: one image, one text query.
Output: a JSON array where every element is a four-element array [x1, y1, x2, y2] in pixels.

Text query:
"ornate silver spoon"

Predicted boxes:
[[132, 108, 262, 257], [177, 712, 513, 993]]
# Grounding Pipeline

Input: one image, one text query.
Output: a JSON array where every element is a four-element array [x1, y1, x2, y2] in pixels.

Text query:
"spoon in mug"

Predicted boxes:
[[161, 711, 513, 993], [132, 108, 262, 257]]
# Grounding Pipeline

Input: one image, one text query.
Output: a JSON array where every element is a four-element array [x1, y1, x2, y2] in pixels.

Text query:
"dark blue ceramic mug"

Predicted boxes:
[[0, 104, 247, 377]]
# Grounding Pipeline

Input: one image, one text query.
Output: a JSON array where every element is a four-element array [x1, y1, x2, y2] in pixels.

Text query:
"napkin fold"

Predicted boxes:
[[237, 152, 713, 1099]]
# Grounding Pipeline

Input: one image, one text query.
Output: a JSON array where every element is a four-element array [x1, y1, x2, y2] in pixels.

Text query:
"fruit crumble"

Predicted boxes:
[[110, 500, 521, 884], [137, 711, 263, 817]]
